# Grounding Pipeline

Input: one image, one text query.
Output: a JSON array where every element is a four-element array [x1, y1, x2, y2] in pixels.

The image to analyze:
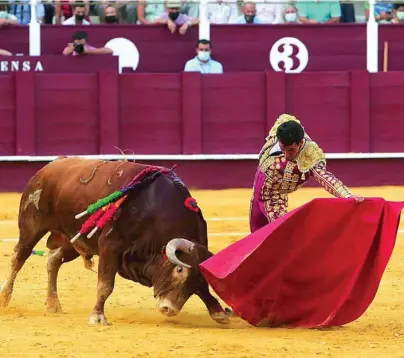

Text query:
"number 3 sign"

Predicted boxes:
[[269, 37, 309, 73]]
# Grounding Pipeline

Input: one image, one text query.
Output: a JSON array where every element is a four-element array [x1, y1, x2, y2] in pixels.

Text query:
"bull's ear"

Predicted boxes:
[[176, 243, 211, 268]]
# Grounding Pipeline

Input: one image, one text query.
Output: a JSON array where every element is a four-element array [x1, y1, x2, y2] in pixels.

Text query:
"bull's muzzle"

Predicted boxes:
[[156, 297, 180, 317]]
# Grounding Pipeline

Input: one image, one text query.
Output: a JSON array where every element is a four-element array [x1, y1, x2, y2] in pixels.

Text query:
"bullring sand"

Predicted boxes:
[[0, 187, 403, 358]]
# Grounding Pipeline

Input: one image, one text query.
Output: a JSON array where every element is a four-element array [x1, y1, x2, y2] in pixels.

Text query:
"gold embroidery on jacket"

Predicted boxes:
[[296, 141, 326, 173]]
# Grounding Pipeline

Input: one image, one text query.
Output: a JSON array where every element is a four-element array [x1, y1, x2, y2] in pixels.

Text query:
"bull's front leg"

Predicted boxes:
[[88, 234, 122, 325], [197, 284, 230, 324]]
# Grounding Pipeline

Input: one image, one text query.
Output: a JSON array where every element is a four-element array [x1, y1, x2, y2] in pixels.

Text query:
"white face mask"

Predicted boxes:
[[285, 13, 297, 23], [397, 11, 404, 21], [197, 51, 210, 62]]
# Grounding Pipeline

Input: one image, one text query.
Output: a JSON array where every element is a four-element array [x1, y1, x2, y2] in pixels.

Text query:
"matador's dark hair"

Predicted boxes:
[[276, 120, 304, 146]]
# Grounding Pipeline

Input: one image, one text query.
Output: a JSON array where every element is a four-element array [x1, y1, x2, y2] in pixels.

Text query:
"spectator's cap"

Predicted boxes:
[[166, 1, 181, 8]]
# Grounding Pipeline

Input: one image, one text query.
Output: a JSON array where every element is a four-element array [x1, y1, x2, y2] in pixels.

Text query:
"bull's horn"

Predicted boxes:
[[165, 238, 195, 268]]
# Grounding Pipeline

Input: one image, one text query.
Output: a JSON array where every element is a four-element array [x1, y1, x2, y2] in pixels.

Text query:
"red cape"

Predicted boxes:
[[200, 198, 404, 328]]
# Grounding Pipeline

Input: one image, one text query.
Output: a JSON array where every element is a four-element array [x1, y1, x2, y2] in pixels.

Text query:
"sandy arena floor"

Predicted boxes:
[[0, 187, 403, 358]]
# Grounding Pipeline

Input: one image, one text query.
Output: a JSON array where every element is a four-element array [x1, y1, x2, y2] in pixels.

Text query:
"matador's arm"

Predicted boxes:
[[310, 161, 353, 198]]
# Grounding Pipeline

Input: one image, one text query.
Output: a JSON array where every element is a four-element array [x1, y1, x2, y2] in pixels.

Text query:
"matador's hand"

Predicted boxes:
[[350, 195, 364, 203]]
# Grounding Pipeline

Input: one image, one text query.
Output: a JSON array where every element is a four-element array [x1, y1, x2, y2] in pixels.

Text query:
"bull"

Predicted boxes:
[[0, 157, 229, 325]]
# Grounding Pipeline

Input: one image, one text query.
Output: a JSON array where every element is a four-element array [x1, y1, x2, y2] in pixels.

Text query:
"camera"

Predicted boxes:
[[73, 43, 84, 54]]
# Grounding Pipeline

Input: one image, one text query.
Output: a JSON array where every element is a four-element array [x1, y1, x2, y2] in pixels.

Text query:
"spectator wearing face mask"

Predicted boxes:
[[392, 3, 404, 23], [55, 0, 90, 25], [63, 2, 91, 25], [103, 5, 120, 24], [235, 2, 264, 24], [154, 1, 199, 36], [184, 39, 223, 74], [283, 5, 299, 23]]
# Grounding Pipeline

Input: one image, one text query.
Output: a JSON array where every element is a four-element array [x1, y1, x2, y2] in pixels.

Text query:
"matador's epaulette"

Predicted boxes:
[[296, 141, 326, 173]]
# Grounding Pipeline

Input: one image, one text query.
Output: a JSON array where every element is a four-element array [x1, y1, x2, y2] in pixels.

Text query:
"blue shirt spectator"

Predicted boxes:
[[9, 0, 45, 24], [184, 39, 223, 74]]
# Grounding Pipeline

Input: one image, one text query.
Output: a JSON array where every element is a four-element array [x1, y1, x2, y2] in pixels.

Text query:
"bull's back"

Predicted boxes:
[[22, 157, 148, 217]]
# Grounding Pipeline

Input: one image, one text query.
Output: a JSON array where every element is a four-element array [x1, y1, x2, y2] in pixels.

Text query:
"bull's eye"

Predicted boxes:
[[176, 266, 183, 273]]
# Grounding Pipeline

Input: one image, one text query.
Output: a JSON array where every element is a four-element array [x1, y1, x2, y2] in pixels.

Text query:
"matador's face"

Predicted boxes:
[[279, 140, 304, 161]]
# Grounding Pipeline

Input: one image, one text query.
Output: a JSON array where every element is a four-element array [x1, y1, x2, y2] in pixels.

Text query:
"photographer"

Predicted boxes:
[[63, 31, 113, 56]]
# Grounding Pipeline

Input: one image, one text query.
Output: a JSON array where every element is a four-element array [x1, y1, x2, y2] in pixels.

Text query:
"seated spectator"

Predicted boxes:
[[207, 0, 239, 24], [137, 0, 165, 24], [95, 1, 137, 24], [252, 0, 284, 24], [0, 49, 12, 56], [392, 3, 404, 23], [365, 1, 393, 23], [184, 39, 223, 74], [63, 31, 113, 56], [154, 1, 199, 35], [62, 1, 91, 25], [8, 0, 44, 24], [296, 0, 341, 23], [283, 5, 299, 23], [0, 4, 18, 24], [103, 4, 120, 24], [235, 2, 264, 23], [55, 0, 90, 24]]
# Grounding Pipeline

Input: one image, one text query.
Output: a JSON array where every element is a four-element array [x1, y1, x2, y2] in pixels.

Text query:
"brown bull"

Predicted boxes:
[[0, 157, 229, 325]]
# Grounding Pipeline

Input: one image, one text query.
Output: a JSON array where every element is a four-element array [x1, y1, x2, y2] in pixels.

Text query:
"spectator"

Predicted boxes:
[[184, 39, 223, 74], [137, 0, 165, 23], [296, 0, 341, 24], [235, 2, 264, 23], [251, 0, 284, 24], [283, 5, 299, 23], [63, 2, 91, 25], [0, 4, 18, 25], [95, 1, 137, 24], [118, 1, 138, 24], [206, 0, 238, 24], [63, 31, 113, 56], [0, 49, 12, 56], [154, 1, 199, 35], [8, 0, 45, 24], [103, 4, 120, 24], [55, 0, 90, 24], [181, 1, 199, 18], [365, 1, 393, 23], [392, 3, 404, 23], [340, 0, 356, 23]]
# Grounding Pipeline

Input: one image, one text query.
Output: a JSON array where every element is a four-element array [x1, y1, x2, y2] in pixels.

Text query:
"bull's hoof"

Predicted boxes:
[[46, 298, 63, 313], [225, 307, 239, 318], [211, 311, 230, 325], [88, 313, 108, 325], [0, 285, 11, 308], [83, 257, 94, 271]]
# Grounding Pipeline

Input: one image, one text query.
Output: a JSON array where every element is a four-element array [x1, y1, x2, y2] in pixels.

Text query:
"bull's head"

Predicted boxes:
[[152, 238, 229, 324]]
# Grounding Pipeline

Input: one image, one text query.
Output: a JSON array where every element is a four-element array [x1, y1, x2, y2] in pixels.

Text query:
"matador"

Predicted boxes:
[[249, 114, 364, 233]]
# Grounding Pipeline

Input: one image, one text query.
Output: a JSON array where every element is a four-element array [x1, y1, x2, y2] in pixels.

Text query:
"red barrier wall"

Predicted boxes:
[[0, 159, 403, 192], [1, 70, 404, 156], [3, 24, 404, 72]]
